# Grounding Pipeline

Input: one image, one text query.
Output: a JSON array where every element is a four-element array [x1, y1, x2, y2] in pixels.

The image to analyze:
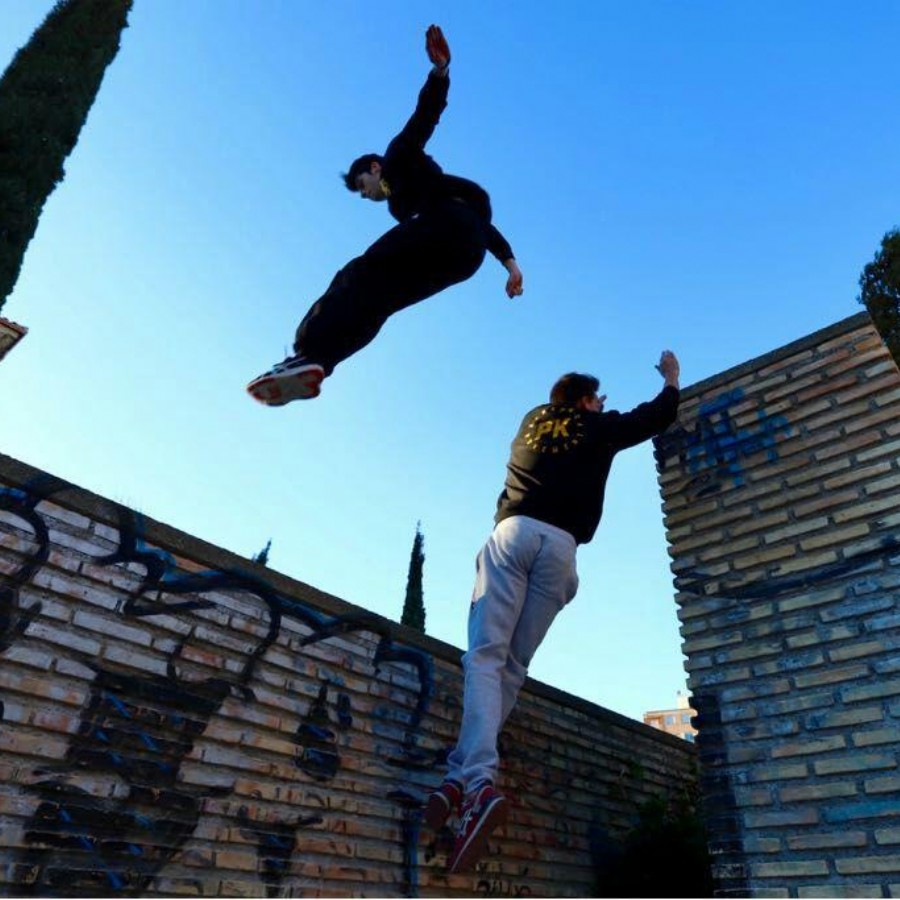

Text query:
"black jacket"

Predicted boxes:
[[381, 72, 514, 263], [495, 385, 680, 544]]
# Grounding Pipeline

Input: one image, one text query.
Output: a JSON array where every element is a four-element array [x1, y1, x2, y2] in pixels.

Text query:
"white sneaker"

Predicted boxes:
[[246, 356, 325, 406]]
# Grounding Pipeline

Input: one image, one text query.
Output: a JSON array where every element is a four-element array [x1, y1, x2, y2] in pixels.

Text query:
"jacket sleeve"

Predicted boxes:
[[393, 71, 449, 151], [605, 385, 680, 451], [486, 224, 514, 263]]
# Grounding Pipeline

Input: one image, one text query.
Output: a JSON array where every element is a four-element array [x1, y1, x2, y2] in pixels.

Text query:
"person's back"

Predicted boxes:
[[497, 364, 681, 544]]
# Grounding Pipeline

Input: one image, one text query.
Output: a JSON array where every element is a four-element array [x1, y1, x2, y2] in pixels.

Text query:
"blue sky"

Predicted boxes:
[[2, 0, 898, 722]]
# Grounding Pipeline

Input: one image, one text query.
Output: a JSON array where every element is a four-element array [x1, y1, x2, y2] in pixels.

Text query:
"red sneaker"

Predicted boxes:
[[448, 783, 508, 874], [247, 356, 325, 406], [424, 779, 463, 830]]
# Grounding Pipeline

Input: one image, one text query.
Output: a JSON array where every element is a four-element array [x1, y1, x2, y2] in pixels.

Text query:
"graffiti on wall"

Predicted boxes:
[[238, 806, 323, 898], [0, 476, 440, 897], [655, 388, 792, 499], [675, 534, 900, 601]]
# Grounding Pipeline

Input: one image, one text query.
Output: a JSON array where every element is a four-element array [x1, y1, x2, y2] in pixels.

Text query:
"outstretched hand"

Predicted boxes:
[[655, 350, 680, 388], [426, 24, 451, 71]]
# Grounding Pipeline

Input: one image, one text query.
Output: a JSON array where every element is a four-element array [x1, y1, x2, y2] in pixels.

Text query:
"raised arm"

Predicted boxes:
[[607, 351, 681, 450], [393, 25, 452, 151]]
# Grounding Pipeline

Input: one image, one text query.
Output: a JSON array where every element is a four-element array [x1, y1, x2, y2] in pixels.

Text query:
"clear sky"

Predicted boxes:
[[2, 0, 899, 723]]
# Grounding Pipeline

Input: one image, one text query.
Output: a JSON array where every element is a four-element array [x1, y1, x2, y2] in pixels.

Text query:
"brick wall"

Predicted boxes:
[[655, 312, 900, 897], [0, 452, 696, 897]]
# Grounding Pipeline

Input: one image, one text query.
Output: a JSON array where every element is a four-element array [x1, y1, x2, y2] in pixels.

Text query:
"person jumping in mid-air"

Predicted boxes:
[[247, 24, 523, 406], [427, 351, 681, 874]]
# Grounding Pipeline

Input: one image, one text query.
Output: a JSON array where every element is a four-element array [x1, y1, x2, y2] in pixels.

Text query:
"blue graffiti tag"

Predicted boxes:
[[682, 388, 792, 494]]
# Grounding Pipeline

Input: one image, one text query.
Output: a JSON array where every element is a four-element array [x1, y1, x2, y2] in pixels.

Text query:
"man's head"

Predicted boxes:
[[343, 153, 387, 201], [550, 372, 605, 412]]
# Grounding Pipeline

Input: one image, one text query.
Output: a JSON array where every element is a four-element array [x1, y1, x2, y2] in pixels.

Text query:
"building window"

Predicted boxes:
[[665, 715, 675, 726], [681, 713, 692, 724], [683, 733, 695, 742]]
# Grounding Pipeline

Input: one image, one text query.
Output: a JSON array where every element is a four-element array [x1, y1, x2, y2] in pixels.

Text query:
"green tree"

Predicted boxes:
[[0, 0, 133, 314], [858, 228, 900, 366], [252, 539, 272, 567], [401, 522, 426, 634]]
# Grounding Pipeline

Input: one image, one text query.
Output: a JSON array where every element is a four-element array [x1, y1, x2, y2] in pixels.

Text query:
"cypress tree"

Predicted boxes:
[[858, 228, 900, 367], [401, 522, 426, 634], [0, 0, 133, 313], [252, 539, 272, 567]]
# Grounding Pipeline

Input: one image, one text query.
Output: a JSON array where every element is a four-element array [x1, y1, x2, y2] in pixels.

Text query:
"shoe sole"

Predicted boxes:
[[448, 796, 508, 874], [247, 367, 324, 406], [424, 792, 453, 831]]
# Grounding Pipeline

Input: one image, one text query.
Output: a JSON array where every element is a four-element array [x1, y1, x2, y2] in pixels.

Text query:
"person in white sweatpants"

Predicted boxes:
[[427, 350, 681, 875]]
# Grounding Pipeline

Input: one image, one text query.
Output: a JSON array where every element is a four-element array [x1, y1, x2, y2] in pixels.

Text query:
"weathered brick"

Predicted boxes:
[[794, 663, 869, 689], [783, 456, 851, 488], [828, 641, 891, 664], [853, 726, 900, 748], [842, 678, 900, 704], [865, 775, 900, 795], [815, 753, 897, 776], [743, 835, 783, 854], [698, 534, 764, 563], [799, 888, 886, 899], [752, 650, 826, 677], [729, 511, 790, 539], [46, 528, 102, 556], [836, 855, 900, 876], [825, 798, 900, 823], [799, 523, 872, 552], [877, 829, 900, 846], [771, 735, 846, 759], [787, 830, 867, 850], [815, 429, 881, 461], [777, 584, 845, 613], [823, 461, 893, 491], [785, 623, 856, 649], [744, 807, 819, 828], [769, 551, 839, 578], [793, 490, 862, 519], [721, 679, 791, 703], [821, 597, 896, 624], [758, 691, 834, 717], [780, 781, 858, 803], [804, 706, 883, 730], [71, 609, 152, 646], [734, 786, 775, 806], [834, 492, 900, 523], [732, 544, 798, 572], [751, 860, 828, 878]]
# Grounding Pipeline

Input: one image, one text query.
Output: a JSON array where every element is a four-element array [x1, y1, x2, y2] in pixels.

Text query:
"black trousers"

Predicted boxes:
[[294, 202, 488, 375]]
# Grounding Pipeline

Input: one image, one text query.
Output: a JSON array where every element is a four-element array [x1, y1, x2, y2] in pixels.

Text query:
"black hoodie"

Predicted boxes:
[[381, 71, 514, 264], [495, 385, 680, 544]]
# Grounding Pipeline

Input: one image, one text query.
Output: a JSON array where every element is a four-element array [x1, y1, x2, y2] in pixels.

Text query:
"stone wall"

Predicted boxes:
[[655, 312, 900, 897], [0, 452, 696, 897]]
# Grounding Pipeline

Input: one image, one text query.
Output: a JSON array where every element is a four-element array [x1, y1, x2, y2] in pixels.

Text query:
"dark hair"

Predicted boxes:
[[342, 153, 383, 192], [550, 372, 599, 406]]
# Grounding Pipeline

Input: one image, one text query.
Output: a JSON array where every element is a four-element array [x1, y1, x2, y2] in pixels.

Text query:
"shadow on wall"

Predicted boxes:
[[592, 783, 713, 899]]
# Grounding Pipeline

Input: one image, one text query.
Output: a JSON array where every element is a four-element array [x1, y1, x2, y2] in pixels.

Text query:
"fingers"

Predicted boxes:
[[426, 24, 450, 65]]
